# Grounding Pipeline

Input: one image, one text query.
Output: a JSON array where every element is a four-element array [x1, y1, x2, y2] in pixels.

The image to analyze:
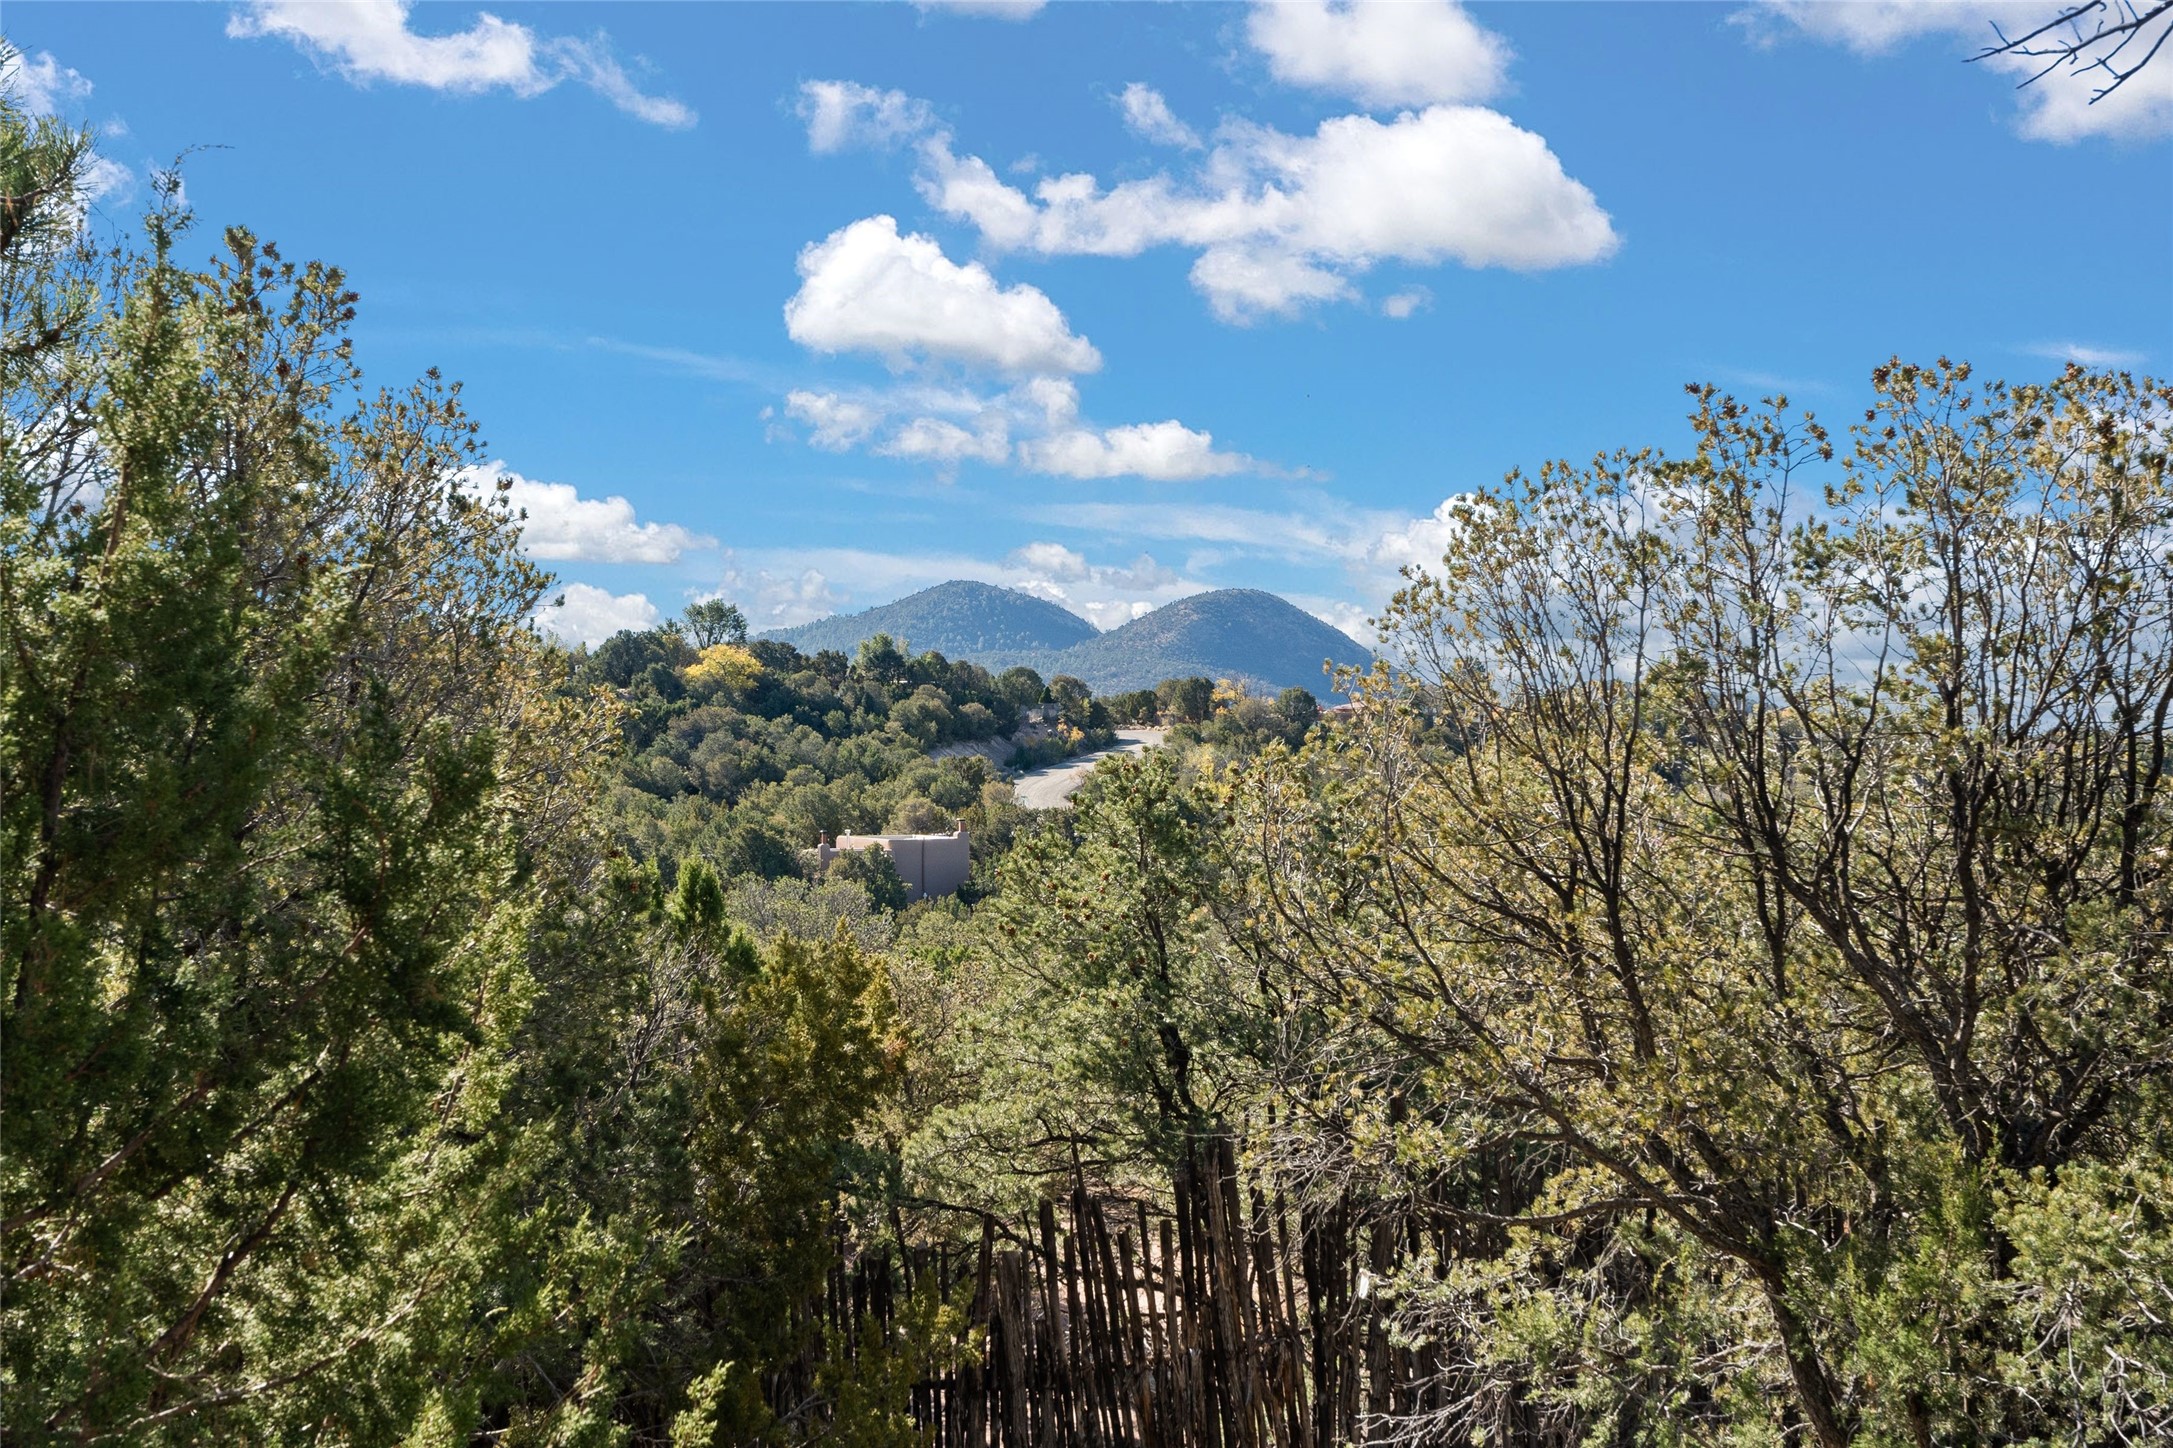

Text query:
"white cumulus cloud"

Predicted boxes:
[[784, 215, 1102, 375], [1367, 495, 1476, 574], [1011, 378, 1254, 481], [228, 0, 694, 128], [785, 390, 885, 450], [1296, 594, 1378, 644], [1116, 82, 1203, 149], [1011, 540, 1094, 580], [1002, 543, 1191, 629], [882, 414, 1013, 467], [1739, 1, 2173, 141], [775, 376, 1258, 482], [462, 463, 714, 563], [1023, 420, 1254, 481], [913, 101, 1617, 321], [536, 583, 661, 645], [715, 553, 850, 631], [784, 91, 1311, 479], [1186, 245, 1356, 322], [1247, 0, 1512, 109]]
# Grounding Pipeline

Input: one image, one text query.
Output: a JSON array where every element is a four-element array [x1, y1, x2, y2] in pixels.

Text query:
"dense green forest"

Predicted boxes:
[[7, 97, 2173, 1448], [568, 616, 1115, 900]]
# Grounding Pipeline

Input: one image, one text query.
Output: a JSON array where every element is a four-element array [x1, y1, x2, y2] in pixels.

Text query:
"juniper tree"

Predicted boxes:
[[0, 97, 627, 1441]]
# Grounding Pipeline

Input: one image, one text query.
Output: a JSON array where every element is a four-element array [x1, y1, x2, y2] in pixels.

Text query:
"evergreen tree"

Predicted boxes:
[[0, 101, 624, 1441]]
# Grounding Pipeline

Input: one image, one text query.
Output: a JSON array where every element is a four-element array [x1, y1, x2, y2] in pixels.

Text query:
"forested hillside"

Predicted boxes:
[[1019, 587, 1373, 694], [8, 95, 2173, 1448], [776, 584, 1377, 696], [763, 579, 1099, 658], [569, 615, 1113, 897]]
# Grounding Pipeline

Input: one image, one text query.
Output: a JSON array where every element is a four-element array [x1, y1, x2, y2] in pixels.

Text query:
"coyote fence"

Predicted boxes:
[[803, 1137, 1511, 1448]]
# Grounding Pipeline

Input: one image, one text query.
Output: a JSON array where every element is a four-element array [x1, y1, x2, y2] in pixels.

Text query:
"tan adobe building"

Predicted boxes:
[[814, 828, 972, 901]]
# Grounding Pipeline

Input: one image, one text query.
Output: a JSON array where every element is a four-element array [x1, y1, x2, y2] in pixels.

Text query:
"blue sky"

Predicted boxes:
[[8, 1, 2169, 643]]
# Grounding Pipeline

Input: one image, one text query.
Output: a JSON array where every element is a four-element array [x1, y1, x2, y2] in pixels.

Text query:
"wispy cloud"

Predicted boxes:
[[3, 45, 92, 115], [2, 46, 136, 206], [1700, 365, 1831, 397], [798, 80, 937, 153], [2023, 340, 2148, 367], [916, 0, 1047, 20], [681, 489, 1502, 641], [1737, 1, 2173, 142], [581, 336, 777, 387], [1380, 287, 1432, 319], [1115, 83, 1203, 150], [1026, 490, 1492, 601], [1024, 498, 1386, 564], [229, 0, 695, 128]]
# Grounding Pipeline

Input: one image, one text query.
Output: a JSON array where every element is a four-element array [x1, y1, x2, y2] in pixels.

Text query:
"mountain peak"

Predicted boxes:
[[1051, 588, 1372, 694], [765, 581, 1371, 695], [762, 580, 1097, 657]]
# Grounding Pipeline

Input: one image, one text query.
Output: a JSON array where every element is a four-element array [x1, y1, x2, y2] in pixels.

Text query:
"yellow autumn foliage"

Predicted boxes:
[[684, 642, 762, 693]]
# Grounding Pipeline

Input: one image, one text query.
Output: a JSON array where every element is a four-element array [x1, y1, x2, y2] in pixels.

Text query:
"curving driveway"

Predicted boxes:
[[1011, 728, 1166, 809]]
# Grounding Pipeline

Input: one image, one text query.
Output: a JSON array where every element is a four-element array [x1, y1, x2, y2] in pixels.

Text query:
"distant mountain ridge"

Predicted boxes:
[[764, 580, 1098, 657], [1022, 588, 1373, 695], [763, 581, 1373, 695]]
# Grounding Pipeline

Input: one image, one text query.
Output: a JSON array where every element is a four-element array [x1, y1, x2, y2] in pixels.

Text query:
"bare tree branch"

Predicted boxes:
[[1975, 1, 2173, 104]]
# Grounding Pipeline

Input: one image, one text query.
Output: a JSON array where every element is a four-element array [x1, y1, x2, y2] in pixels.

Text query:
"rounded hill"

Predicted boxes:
[[763, 580, 1098, 658], [1043, 589, 1374, 695]]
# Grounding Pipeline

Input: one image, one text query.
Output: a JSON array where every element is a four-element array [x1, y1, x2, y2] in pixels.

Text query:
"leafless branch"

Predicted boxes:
[[1975, 1, 2173, 104]]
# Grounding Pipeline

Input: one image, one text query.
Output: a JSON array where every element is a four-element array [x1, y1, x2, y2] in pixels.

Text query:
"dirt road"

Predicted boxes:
[[1011, 728, 1166, 809]]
